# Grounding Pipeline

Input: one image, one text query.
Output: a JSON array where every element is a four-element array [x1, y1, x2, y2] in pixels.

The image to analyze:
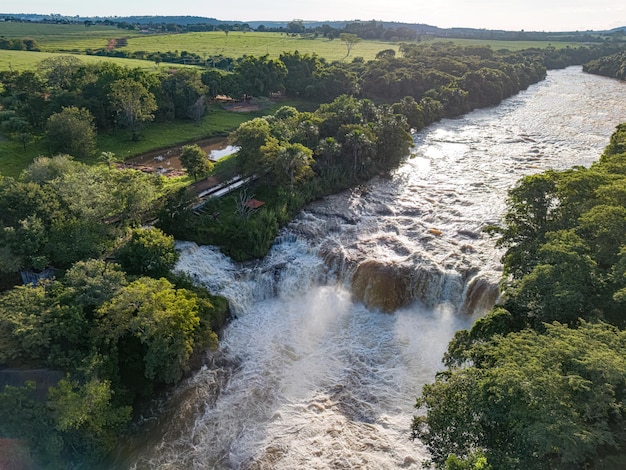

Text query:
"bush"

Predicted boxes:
[[116, 227, 179, 278]]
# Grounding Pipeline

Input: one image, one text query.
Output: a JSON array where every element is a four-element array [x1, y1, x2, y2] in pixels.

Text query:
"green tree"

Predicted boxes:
[[37, 55, 84, 91], [21, 154, 81, 184], [179, 144, 214, 180], [96, 277, 202, 384], [286, 19, 305, 34], [109, 78, 157, 140], [46, 163, 159, 227], [157, 68, 206, 120], [339, 33, 361, 57], [0, 382, 64, 468], [116, 227, 179, 278], [372, 108, 413, 170], [62, 259, 127, 311], [279, 51, 321, 96], [107, 168, 161, 227], [48, 377, 131, 461], [490, 172, 559, 280], [234, 54, 287, 97], [45, 106, 97, 159], [0, 177, 61, 272], [0, 114, 33, 149], [99, 151, 120, 169], [392, 96, 425, 130], [263, 140, 314, 191], [230, 117, 272, 175], [414, 321, 626, 470], [341, 126, 376, 178], [376, 49, 396, 60], [0, 283, 88, 368], [578, 204, 626, 270], [503, 229, 600, 328], [314, 137, 342, 176]]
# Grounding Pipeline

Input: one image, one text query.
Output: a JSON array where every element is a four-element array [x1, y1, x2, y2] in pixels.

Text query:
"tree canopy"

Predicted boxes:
[[179, 144, 214, 180], [0, 156, 161, 273], [45, 106, 96, 159], [115, 227, 179, 278], [415, 322, 626, 470], [109, 78, 157, 140]]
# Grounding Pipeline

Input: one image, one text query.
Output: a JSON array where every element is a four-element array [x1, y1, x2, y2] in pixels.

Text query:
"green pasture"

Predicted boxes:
[[97, 103, 268, 159], [0, 22, 134, 52], [0, 21, 582, 65], [116, 31, 397, 62], [442, 37, 581, 51], [0, 50, 164, 72], [0, 23, 398, 61]]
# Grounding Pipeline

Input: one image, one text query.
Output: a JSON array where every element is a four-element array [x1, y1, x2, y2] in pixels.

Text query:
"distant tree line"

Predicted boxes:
[[0, 36, 40, 51]]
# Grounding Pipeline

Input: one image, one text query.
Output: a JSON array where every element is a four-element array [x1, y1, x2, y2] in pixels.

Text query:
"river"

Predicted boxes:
[[117, 67, 626, 469]]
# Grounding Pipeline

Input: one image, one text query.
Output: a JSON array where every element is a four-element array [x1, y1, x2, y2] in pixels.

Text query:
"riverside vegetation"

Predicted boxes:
[[0, 32, 626, 467], [412, 126, 626, 466]]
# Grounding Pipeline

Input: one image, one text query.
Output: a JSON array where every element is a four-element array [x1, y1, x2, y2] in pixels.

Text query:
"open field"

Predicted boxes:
[[0, 49, 165, 72], [442, 37, 583, 51], [0, 23, 396, 60], [0, 22, 136, 51], [116, 31, 397, 62], [1, 22, 583, 65], [116, 32, 583, 60]]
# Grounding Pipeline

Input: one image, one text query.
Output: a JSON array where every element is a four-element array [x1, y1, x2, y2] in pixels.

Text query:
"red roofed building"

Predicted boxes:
[[244, 199, 265, 209]]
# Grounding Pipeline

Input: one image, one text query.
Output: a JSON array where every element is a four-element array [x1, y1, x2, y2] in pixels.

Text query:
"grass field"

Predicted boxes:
[[0, 49, 166, 72], [118, 32, 582, 60], [0, 22, 137, 51], [441, 38, 581, 51], [116, 31, 397, 62], [1, 22, 581, 67]]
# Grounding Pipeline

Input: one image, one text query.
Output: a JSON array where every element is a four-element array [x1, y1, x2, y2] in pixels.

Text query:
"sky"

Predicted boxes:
[[2, 0, 626, 32]]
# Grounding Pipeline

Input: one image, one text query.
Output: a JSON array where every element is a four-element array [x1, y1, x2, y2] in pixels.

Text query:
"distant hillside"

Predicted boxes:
[[0, 12, 623, 41], [104, 15, 223, 25]]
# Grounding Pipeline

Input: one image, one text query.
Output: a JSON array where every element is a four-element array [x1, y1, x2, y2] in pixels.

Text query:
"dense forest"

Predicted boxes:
[[413, 123, 626, 469], [1, 36, 626, 467], [0, 156, 229, 466]]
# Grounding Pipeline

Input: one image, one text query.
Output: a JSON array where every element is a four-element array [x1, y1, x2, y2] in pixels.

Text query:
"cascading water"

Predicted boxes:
[[117, 67, 626, 469]]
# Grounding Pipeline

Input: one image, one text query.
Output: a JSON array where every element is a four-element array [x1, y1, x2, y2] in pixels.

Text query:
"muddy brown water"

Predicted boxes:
[[123, 136, 237, 175]]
